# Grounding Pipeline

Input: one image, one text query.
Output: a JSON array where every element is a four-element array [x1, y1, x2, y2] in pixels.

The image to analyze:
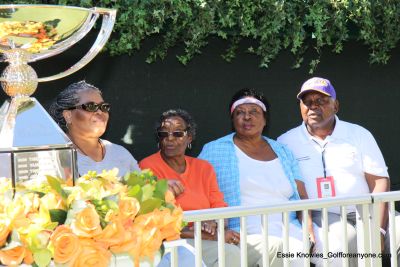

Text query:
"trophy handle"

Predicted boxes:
[[37, 8, 116, 82]]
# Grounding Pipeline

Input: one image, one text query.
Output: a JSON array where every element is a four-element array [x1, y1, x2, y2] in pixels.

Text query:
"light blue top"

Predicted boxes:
[[198, 133, 303, 231]]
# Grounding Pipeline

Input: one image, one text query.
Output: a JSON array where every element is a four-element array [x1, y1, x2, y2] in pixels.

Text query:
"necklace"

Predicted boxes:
[[74, 139, 105, 159]]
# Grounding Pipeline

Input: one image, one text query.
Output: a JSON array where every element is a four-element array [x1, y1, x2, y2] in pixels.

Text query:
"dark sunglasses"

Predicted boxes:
[[157, 130, 188, 139], [301, 97, 330, 107], [68, 102, 111, 113]]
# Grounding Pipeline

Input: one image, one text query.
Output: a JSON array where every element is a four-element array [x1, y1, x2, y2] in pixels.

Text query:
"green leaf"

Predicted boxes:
[[103, 199, 119, 210], [139, 198, 162, 215], [141, 184, 154, 202], [125, 172, 145, 187], [49, 209, 67, 225], [127, 184, 143, 201], [46, 175, 67, 201], [165, 203, 176, 211], [153, 179, 167, 200], [78, 182, 92, 192], [33, 249, 52, 267]]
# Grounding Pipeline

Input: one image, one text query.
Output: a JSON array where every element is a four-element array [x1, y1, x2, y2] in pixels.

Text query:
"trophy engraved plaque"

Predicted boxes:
[[0, 5, 116, 190]]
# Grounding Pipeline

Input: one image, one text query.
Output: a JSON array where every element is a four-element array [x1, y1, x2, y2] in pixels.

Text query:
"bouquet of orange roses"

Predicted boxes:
[[0, 169, 183, 267]]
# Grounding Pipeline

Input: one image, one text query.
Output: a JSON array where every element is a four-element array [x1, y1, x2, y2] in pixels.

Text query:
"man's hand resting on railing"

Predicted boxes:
[[224, 229, 240, 245]]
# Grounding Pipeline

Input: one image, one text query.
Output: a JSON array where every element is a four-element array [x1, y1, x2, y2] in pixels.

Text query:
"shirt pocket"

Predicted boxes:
[[325, 144, 360, 171]]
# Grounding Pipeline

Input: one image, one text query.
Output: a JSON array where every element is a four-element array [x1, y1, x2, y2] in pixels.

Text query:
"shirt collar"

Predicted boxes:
[[300, 115, 344, 143]]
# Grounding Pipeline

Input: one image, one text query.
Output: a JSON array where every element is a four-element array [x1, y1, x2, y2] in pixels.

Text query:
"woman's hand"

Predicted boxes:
[[188, 220, 217, 235], [225, 229, 240, 245], [201, 220, 217, 235], [183, 224, 240, 245], [167, 179, 184, 197]]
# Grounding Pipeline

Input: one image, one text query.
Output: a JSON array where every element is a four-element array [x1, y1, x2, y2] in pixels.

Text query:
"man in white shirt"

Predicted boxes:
[[278, 77, 399, 264]]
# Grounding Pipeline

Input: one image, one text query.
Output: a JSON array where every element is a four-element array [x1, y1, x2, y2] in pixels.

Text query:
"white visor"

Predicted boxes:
[[230, 97, 267, 114]]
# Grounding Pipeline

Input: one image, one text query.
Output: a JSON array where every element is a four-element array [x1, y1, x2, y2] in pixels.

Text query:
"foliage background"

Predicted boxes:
[[3, 0, 400, 72]]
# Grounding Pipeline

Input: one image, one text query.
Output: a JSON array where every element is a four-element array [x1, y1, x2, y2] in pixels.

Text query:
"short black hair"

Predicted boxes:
[[229, 88, 270, 132], [155, 109, 197, 141]]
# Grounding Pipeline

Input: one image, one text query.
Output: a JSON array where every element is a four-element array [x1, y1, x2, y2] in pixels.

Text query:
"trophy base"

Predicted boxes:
[[0, 97, 77, 187]]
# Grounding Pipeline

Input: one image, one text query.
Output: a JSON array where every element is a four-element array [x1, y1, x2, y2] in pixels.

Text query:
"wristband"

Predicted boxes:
[[380, 227, 387, 236]]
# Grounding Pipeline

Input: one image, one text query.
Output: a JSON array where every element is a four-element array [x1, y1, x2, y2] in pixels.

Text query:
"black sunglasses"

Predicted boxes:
[[157, 130, 188, 139], [301, 97, 331, 108], [68, 102, 111, 113]]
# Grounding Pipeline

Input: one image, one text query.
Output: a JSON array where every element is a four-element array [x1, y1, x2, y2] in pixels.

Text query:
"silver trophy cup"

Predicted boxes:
[[0, 5, 116, 190]]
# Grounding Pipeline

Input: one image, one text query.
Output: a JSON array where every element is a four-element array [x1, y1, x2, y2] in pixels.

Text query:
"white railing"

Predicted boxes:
[[165, 191, 400, 267]]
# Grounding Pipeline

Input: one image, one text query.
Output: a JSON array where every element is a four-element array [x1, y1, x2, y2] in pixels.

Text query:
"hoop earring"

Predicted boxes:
[[187, 143, 192, 150]]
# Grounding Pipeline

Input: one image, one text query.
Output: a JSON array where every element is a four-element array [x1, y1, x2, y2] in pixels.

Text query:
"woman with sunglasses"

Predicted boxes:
[[139, 109, 240, 267], [49, 81, 140, 177]]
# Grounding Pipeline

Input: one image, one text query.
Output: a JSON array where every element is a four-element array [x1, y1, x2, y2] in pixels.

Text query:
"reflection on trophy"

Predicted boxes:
[[0, 5, 116, 190]]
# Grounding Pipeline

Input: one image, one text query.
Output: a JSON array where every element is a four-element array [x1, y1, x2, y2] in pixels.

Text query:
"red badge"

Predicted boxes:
[[316, 176, 336, 198]]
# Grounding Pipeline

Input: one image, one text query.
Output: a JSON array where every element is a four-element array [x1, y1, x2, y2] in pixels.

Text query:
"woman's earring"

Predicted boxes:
[[187, 143, 192, 150], [157, 142, 160, 149]]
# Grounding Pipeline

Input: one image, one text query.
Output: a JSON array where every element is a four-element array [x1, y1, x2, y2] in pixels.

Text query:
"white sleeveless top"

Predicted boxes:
[[235, 145, 293, 235]]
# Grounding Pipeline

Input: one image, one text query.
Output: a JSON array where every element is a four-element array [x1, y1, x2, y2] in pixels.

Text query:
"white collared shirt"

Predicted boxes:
[[278, 116, 389, 214]]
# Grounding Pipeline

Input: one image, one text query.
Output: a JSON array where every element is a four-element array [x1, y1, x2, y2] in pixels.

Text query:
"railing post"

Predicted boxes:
[[356, 204, 371, 267], [389, 201, 397, 267], [217, 218, 225, 267], [369, 201, 382, 267], [261, 214, 269, 267], [194, 221, 203, 267], [340, 206, 349, 267], [170, 246, 178, 267], [283, 212, 290, 267], [240, 217, 248, 267], [302, 209, 310, 267], [322, 208, 329, 267]]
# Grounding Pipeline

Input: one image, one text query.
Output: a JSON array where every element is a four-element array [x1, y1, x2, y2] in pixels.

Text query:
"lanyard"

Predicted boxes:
[[312, 139, 328, 178]]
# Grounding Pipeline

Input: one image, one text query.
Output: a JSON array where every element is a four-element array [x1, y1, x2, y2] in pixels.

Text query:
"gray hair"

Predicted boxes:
[[48, 81, 101, 132], [155, 109, 197, 141]]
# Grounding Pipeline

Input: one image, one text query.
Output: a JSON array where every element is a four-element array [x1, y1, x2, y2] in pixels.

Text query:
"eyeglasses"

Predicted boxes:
[[301, 97, 331, 107], [157, 130, 188, 139], [67, 102, 111, 113]]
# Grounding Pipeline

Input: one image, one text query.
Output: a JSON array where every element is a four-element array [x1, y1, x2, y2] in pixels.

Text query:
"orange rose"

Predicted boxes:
[[0, 222, 10, 247], [0, 246, 26, 266], [159, 208, 183, 241], [23, 249, 33, 265], [118, 197, 140, 221], [50, 225, 72, 242], [95, 219, 122, 248], [108, 228, 139, 254], [72, 239, 111, 267], [124, 211, 162, 264], [51, 225, 81, 264], [71, 204, 102, 238], [139, 226, 163, 259]]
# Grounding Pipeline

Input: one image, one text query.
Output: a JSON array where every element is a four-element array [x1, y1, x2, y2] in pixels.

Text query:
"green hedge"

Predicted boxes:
[[5, 0, 400, 72]]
